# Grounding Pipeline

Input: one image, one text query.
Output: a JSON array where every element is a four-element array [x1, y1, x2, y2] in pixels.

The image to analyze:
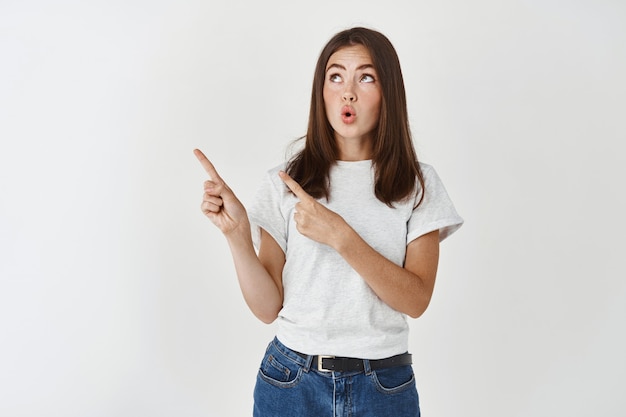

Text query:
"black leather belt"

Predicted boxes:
[[297, 352, 412, 373]]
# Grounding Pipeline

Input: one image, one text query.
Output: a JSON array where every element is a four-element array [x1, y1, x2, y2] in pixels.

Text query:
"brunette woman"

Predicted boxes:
[[195, 26, 463, 417]]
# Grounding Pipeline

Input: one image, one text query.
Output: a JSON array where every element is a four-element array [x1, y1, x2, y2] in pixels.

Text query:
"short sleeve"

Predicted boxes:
[[248, 165, 288, 253], [406, 164, 464, 244]]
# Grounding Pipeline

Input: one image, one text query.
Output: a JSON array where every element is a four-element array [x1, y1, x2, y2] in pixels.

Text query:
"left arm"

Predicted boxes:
[[336, 228, 439, 318], [279, 171, 440, 318]]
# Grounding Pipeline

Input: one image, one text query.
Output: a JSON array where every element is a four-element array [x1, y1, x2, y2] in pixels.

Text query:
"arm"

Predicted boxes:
[[279, 170, 439, 318], [335, 228, 439, 318], [194, 149, 284, 323], [225, 227, 285, 324]]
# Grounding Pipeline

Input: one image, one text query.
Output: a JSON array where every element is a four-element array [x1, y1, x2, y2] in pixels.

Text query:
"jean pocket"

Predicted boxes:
[[258, 351, 303, 388], [371, 365, 416, 394]]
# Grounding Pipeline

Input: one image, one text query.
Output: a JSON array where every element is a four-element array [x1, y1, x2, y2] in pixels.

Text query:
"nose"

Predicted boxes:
[[342, 84, 356, 102]]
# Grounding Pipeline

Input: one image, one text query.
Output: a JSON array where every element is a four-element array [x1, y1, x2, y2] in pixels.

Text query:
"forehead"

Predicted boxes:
[[326, 44, 374, 69]]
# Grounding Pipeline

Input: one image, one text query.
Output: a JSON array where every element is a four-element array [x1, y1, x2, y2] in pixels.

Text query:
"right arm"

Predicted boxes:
[[226, 228, 285, 324], [194, 149, 285, 323]]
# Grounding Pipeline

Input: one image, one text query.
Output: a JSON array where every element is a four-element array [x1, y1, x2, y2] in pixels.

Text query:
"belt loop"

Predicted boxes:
[[363, 359, 372, 375], [303, 355, 313, 372]]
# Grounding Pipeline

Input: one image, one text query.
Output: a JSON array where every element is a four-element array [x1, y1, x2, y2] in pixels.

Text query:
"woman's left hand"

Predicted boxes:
[[279, 171, 349, 249]]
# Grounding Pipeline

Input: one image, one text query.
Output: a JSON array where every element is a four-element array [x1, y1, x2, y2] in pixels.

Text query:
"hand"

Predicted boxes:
[[278, 170, 349, 249], [194, 149, 249, 236]]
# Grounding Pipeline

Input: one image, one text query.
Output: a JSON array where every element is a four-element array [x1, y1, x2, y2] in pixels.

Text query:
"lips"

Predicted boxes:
[[341, 105, 356, 124]]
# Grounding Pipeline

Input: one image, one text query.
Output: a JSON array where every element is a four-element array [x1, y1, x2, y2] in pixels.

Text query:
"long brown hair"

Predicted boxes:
[[286, 27, 425, 207]]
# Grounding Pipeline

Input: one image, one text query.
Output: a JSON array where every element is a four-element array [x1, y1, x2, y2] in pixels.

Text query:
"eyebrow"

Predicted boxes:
[[325, 63, 375, 72]]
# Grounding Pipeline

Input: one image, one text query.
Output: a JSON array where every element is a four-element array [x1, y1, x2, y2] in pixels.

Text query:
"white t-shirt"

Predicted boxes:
[[248, 160, 463, 359]]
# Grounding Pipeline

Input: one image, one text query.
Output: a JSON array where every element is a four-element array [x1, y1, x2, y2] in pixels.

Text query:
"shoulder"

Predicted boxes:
[[254, 162, 295, 203], [418, 162, 435, 176], [414, 162, 454, 202], [417, 162, 446, 186], [261, 162, 288, 185], [265, 162, 288, 176]]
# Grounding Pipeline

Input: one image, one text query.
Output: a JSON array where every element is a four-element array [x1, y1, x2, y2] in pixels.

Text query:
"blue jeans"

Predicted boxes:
[[253, 337, 420, 417]]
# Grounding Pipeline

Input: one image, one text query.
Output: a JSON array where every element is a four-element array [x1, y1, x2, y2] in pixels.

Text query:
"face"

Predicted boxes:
[[323, 44, 382, 148]]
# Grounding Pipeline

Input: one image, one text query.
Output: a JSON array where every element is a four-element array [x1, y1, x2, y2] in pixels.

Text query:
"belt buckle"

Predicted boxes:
[[317, 355, 335, 372]]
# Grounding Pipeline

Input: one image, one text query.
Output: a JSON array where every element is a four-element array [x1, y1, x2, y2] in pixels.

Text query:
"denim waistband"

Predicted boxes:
[[269, 336, 411, 376], [270, 337, 311, 367]]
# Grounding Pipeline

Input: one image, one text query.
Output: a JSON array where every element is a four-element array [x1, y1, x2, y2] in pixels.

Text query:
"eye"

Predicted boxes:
[[360, 74, 375, 83], [329, 73, 342, 82]]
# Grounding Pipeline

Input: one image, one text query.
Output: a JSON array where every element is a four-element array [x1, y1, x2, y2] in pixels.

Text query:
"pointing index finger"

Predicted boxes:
[[193, 149, 224, 183], [279, 171, 312, 201]]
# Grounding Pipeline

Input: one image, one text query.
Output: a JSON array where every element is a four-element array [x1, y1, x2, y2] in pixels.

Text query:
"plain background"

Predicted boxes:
[[1, 0, 625, 416]]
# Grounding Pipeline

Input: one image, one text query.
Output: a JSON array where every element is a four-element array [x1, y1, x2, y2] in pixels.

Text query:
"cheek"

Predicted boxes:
[[323, 86, 336, 106], [368, 97, 382, 122], [322, 88, 331, 110], [362, 88, 381, 110]]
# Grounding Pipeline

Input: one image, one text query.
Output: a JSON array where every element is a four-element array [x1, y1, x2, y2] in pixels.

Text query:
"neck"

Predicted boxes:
[[335, 135, 373, 161]]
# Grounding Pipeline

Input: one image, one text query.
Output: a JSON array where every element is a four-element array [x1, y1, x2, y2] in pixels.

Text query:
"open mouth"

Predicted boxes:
[[341, 106, 356, 124]]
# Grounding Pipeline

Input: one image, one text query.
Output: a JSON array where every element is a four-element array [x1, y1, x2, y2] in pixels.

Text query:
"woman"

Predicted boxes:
[[195, 27, 463, 417]]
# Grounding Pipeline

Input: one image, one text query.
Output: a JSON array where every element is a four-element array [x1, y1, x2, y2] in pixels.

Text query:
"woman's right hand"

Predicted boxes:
[[194, 149, 249, 237]]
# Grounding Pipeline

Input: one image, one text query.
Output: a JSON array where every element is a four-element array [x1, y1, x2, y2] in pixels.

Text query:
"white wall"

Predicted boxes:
[[1, 1, 624, 416]]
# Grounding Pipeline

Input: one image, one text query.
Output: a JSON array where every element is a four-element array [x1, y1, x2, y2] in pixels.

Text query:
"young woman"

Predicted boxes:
[[195, 27, 463, 417]]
